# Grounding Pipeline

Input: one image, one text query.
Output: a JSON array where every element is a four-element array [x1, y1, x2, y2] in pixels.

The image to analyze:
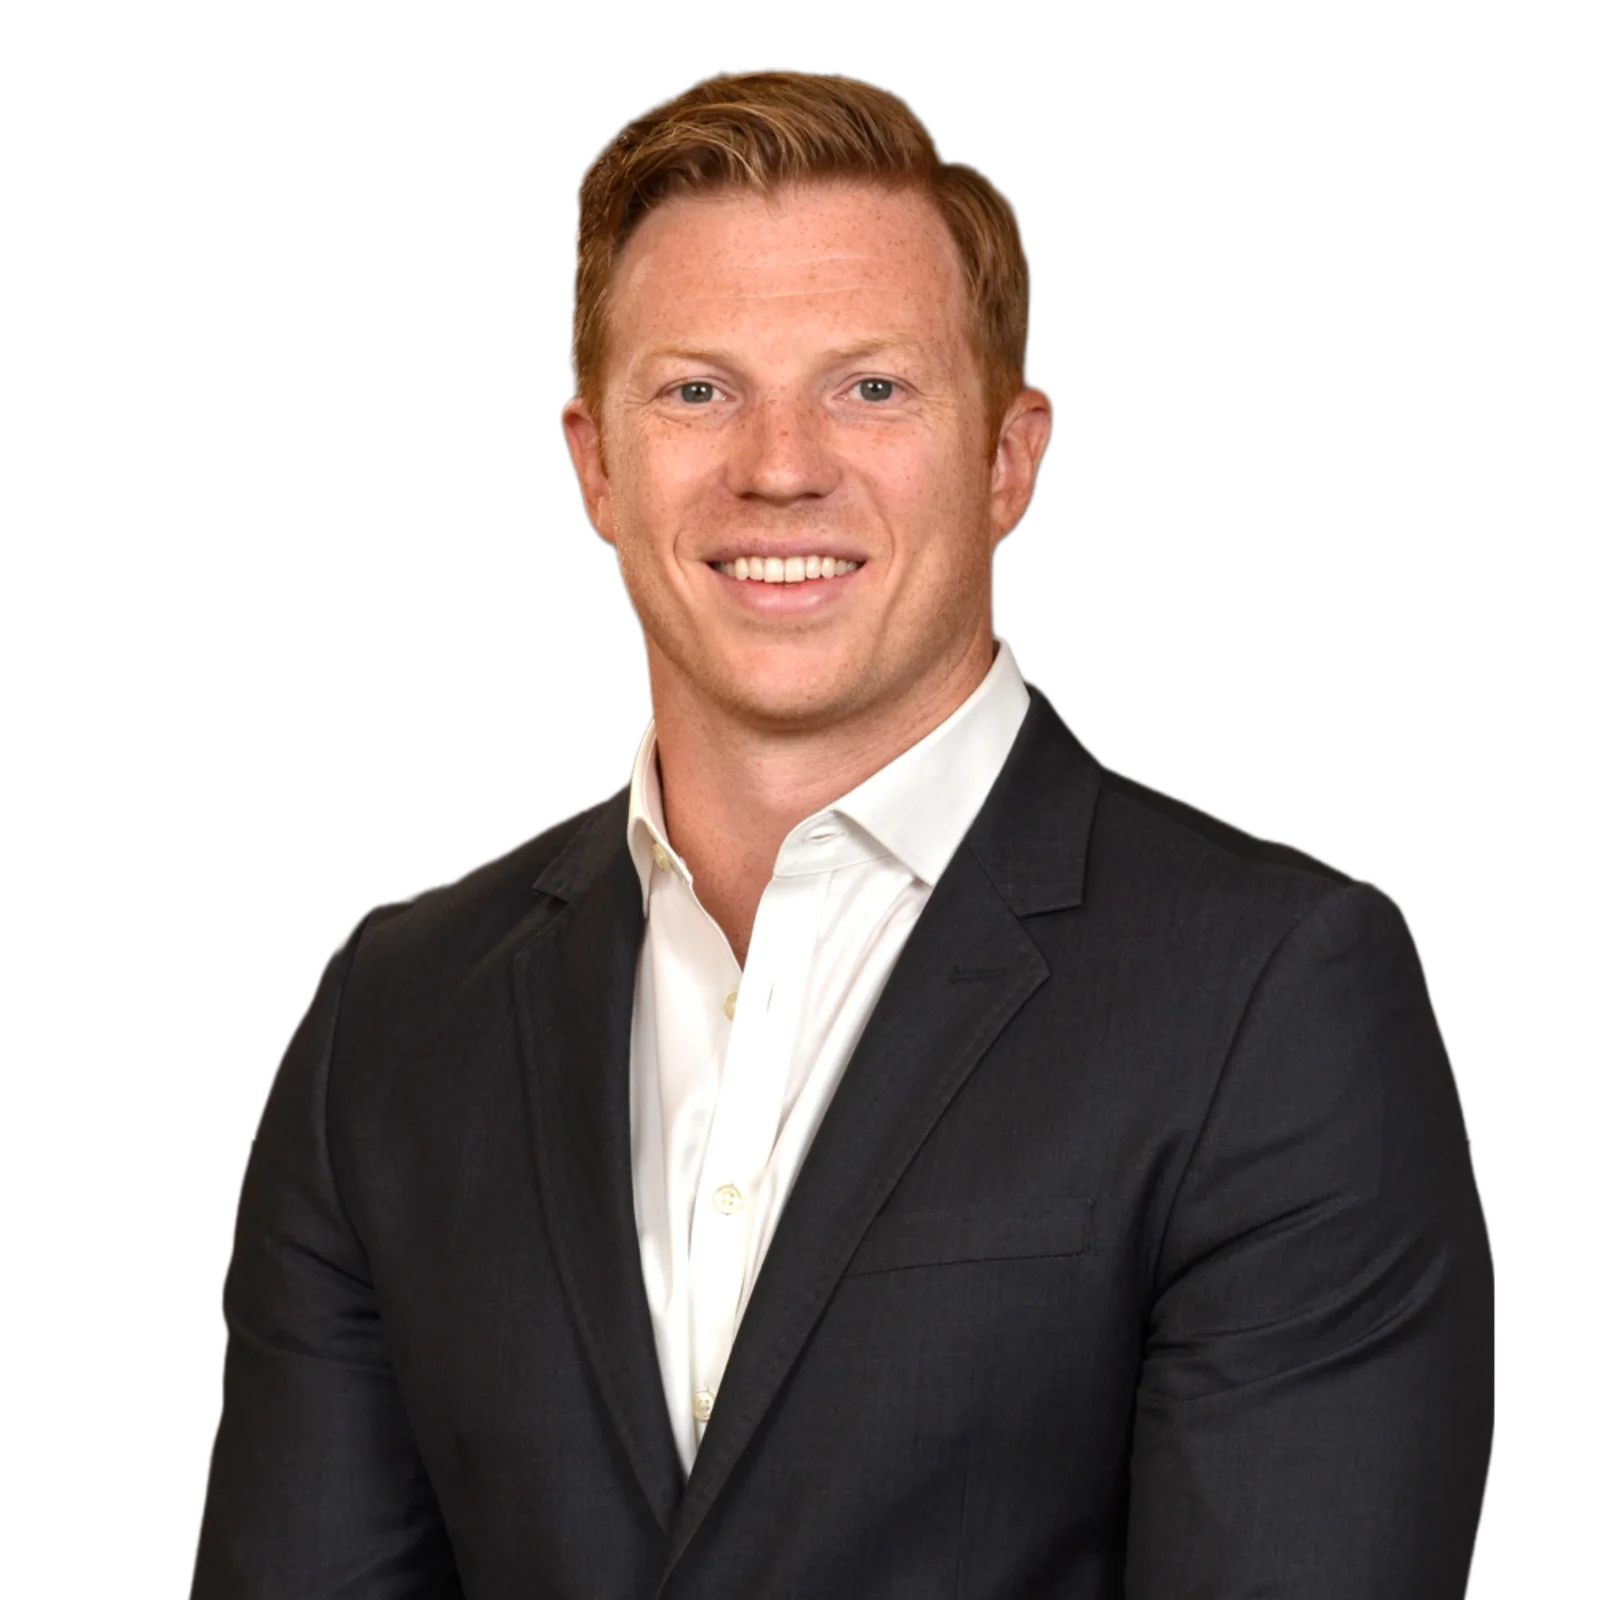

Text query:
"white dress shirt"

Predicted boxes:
[[625, 640, 1031, 1471]]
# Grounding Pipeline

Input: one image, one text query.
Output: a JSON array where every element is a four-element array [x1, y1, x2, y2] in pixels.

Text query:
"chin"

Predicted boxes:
[[725, 683, 852, 731]]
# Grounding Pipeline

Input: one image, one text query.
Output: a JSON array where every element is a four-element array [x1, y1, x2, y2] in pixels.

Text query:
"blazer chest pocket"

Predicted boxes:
[[846, 1197, 1093, 1277]]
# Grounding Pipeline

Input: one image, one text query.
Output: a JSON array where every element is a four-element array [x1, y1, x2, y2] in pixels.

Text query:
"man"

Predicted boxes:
[[192, 72, 1493, 1598]]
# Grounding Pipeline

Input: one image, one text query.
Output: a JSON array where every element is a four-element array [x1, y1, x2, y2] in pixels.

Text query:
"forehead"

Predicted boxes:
[[607, 182, 969, 352]]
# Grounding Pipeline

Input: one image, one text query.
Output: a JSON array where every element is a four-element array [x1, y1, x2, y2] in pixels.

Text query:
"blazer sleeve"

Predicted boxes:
[[191, 920, 463, 1599], [1124, 882, 1493, 1600]]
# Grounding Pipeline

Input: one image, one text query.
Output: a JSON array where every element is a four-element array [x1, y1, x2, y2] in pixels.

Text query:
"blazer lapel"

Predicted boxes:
[[512, 794, 684, 1532]]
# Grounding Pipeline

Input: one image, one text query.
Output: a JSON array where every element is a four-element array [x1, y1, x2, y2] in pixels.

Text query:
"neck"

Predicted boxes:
[[643, 633, 992, 915]]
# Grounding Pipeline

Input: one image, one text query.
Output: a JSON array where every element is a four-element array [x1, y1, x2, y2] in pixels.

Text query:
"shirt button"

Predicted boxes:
[[712, 1184, 743, 1215], [692, 1389, 715, 1423], [650, 841, 671, 872], [723, 989, 738, 1021]]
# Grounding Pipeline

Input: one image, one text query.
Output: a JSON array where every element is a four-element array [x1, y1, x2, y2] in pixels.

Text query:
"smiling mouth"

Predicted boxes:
[[713, 555, 863, 583]]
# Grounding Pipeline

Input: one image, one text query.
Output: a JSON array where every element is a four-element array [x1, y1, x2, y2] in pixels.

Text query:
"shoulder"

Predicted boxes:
[[352, 793, 624, 979], [1093, 755, 1426, 1006]]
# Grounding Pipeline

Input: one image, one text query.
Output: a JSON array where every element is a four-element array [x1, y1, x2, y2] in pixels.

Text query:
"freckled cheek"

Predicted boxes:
[[629, 430, 726, 506], [613, 442, 720, 559], [856, 443, 966, 543]]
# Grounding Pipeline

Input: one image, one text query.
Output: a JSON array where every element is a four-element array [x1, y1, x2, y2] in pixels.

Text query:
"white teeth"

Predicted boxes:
[[715, 555, 861, 583]]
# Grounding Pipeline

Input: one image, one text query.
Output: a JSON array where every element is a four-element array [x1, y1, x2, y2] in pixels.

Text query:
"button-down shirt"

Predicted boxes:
[[626, 640, 1031, 1471]]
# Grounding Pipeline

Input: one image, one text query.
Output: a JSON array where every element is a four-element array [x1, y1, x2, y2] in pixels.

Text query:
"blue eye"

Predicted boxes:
[[672, 377, 902, 406]]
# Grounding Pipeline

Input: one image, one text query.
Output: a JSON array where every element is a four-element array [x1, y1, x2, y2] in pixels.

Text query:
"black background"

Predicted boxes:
[[172, 56, 1497, 1593]]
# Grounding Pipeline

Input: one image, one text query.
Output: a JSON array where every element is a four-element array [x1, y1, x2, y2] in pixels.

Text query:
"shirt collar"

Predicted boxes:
[[626, 640, 1031, 911]]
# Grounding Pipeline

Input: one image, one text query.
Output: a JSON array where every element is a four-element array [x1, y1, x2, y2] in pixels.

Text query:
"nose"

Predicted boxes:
[[727, 392, 841, 504]]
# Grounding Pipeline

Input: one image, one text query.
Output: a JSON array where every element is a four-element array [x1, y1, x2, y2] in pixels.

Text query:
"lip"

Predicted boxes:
[[705, 558, 865, 614], [700, 539, 869, 564]]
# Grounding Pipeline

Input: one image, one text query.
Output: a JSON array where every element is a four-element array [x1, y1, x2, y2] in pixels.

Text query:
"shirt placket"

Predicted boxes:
[[685, 868, 829, 1434]]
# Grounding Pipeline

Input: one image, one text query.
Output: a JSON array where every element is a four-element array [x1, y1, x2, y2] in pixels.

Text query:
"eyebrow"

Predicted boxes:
[[637, 338, 920, 368]]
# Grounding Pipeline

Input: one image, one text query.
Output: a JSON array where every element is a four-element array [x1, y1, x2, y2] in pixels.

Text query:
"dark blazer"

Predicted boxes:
[[192, 689, 1492, 1598]]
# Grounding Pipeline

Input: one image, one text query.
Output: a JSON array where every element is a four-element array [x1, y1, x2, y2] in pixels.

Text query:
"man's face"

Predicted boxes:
[[564, 181, 1048, 735]]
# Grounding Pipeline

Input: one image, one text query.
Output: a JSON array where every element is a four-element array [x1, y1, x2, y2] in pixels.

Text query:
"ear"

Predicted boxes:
[[988, 388, 1053, 547], [562, 396, 616, 545]]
